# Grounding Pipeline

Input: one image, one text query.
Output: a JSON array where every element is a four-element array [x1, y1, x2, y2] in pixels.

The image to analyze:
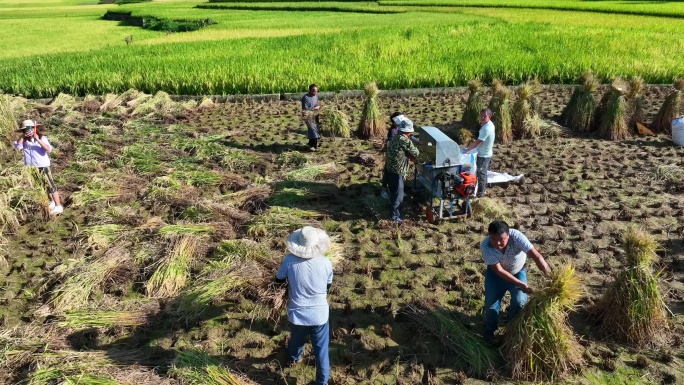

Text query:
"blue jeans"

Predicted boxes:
[[288, 321, 330, 385], [484, 267, 527, 335]]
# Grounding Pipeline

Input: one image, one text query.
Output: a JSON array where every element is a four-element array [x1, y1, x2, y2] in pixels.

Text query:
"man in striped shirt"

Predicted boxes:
[[481, 220, 551, 340]]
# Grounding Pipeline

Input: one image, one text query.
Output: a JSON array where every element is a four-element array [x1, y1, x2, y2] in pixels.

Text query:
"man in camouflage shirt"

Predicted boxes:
[[385, 116, 419, 222]]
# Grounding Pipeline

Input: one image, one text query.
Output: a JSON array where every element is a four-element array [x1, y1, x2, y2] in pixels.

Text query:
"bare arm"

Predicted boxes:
[[490, 263, 532, 293], [527, 248, 551, 277], [464, 139, 482, 153], [34, 135, 51, 153]]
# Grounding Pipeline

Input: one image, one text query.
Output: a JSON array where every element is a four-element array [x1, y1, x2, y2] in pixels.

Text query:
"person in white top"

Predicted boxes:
[[464, 108, 495, 198], [14, 119, 64, 215], [480, 220, 551, 340]]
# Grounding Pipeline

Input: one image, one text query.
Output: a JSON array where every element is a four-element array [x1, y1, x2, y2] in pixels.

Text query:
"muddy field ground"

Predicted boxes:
[[0, 85, 683, 384]]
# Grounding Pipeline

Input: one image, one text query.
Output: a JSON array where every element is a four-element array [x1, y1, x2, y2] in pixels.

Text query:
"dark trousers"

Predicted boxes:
[[386, 171, 404, 220], [306, 119, 321, 149], [476, 156, 491, 197], [38, 167, 57, 194]]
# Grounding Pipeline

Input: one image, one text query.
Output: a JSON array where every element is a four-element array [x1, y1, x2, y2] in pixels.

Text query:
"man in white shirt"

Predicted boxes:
[[480, 220, 551, 340], [464, 108, 495, 198]]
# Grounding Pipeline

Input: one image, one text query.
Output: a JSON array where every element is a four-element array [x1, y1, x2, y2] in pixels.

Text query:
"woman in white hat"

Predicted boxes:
[[275, 226, 333, 385], [384, 116, 420, 222], [14, 119, 64, 215]]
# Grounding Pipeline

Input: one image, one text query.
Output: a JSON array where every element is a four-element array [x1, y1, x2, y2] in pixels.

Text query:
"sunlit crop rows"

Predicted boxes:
[[1, 0, 684, 97]]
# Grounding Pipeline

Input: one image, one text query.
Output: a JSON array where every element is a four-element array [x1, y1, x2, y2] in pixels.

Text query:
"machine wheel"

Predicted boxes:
[[462, 200, 473, 218]]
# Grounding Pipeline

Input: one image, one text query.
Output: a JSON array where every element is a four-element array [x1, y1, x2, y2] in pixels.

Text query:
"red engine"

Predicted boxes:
[[454, 171, 477, 197]]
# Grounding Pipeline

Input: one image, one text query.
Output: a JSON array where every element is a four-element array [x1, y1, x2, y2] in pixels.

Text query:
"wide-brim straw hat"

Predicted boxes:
[[15, 119, 46, 132], [286, 226, 330, 259]]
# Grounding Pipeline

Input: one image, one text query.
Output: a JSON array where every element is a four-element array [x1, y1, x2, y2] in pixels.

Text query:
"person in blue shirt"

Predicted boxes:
[[464, 108, 495, 198], [275, 226, 333, 385]]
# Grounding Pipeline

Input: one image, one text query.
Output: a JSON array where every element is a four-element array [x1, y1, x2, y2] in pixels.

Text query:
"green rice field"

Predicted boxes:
[[1, 0, 684, 97]]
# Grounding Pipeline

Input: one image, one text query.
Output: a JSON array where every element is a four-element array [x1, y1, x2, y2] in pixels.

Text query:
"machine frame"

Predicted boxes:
[[411, 126, 476, 223]]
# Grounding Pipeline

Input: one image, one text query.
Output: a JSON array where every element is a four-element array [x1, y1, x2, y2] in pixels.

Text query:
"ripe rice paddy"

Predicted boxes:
[[1, 0, 684, 96]]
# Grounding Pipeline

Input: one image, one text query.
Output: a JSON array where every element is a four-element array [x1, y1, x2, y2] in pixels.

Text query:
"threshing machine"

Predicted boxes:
[[412, 126, 478, 223]]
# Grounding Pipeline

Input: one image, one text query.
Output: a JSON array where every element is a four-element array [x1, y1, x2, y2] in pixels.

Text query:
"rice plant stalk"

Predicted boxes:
[[322, 105, 351, 139], [51, 247, 133, 312], [462, 79, 486, 131], [167, 256, 261, 324], [197, 96, 215, 110], [562, 72, 598, 132], [0, 236, 8, 269], [59, 305, 158, 328], [267, 187, 312, 207], [490, 80, 513, 144], [0, 192, 20, 234], [170, 349, 256, 385], [82, 224, 127, 250], [8, 166, 51, 221], [276, 151, 307, 169], [219, 148, 261, 172], [158, 224, 214, 237], [357, 82, 385, 139], [457, 128, 473, 146], [650, 77, 683, 134], [284, 163, 338, 181], [501, 265, 584, 381], [146, 235, 201, 298], [403, 300, 500, 378], [597, 79, 630, 141], [471, 197, 514, 222], [70, 178, 122, 207], [100, 89, 142, 112], [50, 92, 77, 110], [512, 81, 541, 139], [246, 206, 322, 239], [627, 76, 646, 130], [594, 228, 668, 345], [0, 94, 18, 150]]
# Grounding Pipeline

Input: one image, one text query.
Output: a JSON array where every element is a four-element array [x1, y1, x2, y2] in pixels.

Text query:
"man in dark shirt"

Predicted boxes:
[[301, 84, 321, 151]]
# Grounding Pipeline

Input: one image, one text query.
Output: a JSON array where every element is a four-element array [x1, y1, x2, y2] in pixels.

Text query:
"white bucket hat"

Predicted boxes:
[[392, 115, 414, 133], [286, 226, 330, 259], [22, 119, 36, 129]]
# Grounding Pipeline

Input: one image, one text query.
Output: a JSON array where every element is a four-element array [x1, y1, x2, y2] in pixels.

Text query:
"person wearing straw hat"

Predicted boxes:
[[384, 116, 420, 222], [13, 119, 64, 215], [480, 220, 551, 341], [275, 226, 333, 385]]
